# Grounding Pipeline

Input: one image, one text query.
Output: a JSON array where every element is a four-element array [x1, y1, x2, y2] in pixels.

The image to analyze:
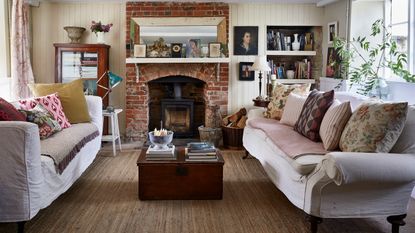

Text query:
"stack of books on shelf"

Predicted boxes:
[[185, 142, 218, 162], [146, 144, 176, 160]]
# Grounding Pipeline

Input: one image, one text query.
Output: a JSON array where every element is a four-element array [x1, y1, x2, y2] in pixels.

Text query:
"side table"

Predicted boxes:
[[102, 109, 122, 156]]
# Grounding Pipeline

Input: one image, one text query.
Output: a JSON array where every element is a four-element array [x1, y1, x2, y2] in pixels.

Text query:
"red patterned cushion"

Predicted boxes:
[[294, 90, 334, 141], [19, 93, 71, 129], [0, 98, 26, 121]]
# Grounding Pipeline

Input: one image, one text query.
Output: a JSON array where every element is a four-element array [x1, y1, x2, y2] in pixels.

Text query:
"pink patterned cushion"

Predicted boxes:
[[19, 93, 71, 129]]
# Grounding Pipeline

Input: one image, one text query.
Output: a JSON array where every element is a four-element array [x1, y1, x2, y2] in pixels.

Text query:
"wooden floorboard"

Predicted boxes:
[[1, 150, 415, 233]]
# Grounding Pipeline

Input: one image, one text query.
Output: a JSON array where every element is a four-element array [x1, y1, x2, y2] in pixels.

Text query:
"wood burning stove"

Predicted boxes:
[[161, 99, 194, 137]]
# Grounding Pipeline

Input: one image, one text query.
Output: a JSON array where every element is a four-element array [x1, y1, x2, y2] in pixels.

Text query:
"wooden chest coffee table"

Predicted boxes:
[[137, 146, 224, 200]]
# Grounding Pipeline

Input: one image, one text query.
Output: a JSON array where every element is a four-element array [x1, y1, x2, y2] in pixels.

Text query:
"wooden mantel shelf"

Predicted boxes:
[[126, 57, 230, 82], [126, 57, 231, 64]]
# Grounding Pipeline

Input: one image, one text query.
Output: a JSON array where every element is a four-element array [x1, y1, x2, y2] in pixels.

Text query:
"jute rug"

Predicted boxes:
[[1, 150, 414, 233]]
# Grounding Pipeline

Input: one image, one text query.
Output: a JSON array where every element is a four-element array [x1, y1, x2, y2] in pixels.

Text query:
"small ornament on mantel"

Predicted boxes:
[[90, 21, 113, 44]]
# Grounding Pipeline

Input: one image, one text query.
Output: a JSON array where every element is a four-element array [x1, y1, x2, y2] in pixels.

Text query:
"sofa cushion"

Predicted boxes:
[[40, 123, 99, 174], [248, 118, 327, 159], [0, 97, 26, 121], [319, 100, 352, 151], [294, 90, 335, 141], [19, 93, 71, 129], [29, 79, 91, 124], [391, 105, 415, 154], [19, 104, 62, 139], [280, 93, 307, 127], [264, 82, 310, 120], [340, 101, 408, 153]]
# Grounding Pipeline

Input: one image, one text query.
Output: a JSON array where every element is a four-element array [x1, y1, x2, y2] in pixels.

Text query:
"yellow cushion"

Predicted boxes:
[[28, 79, 91, 123]]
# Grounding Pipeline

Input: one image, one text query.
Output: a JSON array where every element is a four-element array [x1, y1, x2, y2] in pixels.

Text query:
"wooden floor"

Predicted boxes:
[[1, 150, 415, 233]]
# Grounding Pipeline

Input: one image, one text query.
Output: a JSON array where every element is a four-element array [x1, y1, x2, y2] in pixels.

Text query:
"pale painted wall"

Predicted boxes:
[[228, 3, 324, 113], [322, 0, 349, 77], [31, 2, 126, 134]]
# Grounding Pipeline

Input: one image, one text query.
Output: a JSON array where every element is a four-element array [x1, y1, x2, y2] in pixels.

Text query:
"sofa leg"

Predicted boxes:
[[387, 214, 406, 233], [17, 221, 26, 233], [242, 149, 252, 159], [306, 215, 323, 233]]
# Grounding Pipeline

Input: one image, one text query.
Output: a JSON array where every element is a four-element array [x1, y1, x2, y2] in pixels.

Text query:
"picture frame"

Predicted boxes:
[[233, 26, 258, 56], [239, 62, 255, 81], [186, 39, 201, 58], [326, 47, 341, 78], [328, 21, 338, 45], [208, 42, 221, 58], [134, 44, 146, 58]]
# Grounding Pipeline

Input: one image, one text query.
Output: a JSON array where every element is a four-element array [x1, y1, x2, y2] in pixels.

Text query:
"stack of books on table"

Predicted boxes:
[[146, 144, 176, 160], [185, 142, 218, 162]]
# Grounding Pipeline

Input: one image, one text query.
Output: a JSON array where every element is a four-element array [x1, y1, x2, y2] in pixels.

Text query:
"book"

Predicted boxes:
[[185, 155, 218, 162], [146, 144, 175, 155], [187, 142, 214, 150]]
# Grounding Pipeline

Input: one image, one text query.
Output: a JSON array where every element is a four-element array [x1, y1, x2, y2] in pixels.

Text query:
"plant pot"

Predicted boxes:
[[96, 32, 105, 44], [198, 126, 222, 147], [63, 26, 85, 43]]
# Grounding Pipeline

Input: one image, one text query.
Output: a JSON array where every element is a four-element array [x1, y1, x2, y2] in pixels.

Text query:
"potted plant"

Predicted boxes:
[[90, 21, 113, 44], [333, 19, 415, 98]]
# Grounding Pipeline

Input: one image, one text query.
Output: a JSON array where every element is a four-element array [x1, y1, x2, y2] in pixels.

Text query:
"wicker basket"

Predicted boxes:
[[221, 126, 244, 150]]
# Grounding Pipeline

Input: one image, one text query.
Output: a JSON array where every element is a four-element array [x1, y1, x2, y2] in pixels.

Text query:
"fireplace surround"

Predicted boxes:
[[125, 2, 230, 142]]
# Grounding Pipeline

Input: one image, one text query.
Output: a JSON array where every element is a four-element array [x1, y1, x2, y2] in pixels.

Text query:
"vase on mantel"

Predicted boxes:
[[96, 32, 105, 44]]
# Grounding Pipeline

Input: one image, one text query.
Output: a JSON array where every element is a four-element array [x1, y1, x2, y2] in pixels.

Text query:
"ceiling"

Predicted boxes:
[[44, 0, 323, 4]]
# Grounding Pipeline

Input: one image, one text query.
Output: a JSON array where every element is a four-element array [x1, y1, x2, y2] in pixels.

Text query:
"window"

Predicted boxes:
[[385, 0, 412, 81]]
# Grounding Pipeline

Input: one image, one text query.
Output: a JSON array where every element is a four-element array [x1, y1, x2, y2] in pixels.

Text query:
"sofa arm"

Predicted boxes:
[[0, 122, 43, 221], [322, 152, 415, 185], [85, 95, 103, 135]]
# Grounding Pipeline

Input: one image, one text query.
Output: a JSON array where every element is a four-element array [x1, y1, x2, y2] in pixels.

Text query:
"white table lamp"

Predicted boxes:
[[250, 56, 271, 100]]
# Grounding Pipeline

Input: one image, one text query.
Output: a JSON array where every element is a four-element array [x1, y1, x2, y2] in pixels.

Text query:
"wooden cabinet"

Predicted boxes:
[[53, 43, 110, 107]]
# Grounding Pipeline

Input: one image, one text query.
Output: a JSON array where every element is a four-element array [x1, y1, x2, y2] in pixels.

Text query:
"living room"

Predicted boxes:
[[1, 0, 415, 232]]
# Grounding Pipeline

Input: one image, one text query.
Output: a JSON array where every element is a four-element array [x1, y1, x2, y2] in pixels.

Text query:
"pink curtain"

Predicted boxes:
[[11, 0, 34, 100]]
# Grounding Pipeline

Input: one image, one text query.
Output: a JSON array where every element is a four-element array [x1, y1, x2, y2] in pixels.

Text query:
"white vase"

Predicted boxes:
[[96, 32, 105, 44], [292, 34, 300, 51]]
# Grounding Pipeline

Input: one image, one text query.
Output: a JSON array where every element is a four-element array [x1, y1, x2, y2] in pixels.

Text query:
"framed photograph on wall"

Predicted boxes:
[[326, 47, 341, 78], [208, 42, 221, 58], [186, 39, 201, 58], [234, 26, 258, 55], [134, 44, 146, 58], [239, 62, 255, 81], [328, 21, 338, 45]]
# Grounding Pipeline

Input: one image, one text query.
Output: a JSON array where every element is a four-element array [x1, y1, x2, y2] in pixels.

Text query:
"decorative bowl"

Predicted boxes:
[[64, 26, 86, 43], [148, 131, 174, 150]]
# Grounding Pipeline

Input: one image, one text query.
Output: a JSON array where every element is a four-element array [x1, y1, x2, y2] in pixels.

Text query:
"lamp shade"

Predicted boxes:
[[250, 56, 271, 72], [108, 71, 123, 89]]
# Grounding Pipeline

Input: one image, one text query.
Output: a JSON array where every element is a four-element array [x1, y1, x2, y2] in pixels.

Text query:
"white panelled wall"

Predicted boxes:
[[228, 4, 324, 113]]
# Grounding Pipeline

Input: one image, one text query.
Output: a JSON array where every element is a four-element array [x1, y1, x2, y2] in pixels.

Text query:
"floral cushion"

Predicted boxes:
[[0, 97, 26, 121], [294, 90, 335, 141], [339, 101, 408, 153], [19, 93, 71, 129], [19, 104, 62, 139], [264, 82, 310, 120]]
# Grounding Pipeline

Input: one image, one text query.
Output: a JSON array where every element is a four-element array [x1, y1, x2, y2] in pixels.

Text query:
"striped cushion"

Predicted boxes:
[[280, 93, 307, 127], [319, 100, 352, 150]]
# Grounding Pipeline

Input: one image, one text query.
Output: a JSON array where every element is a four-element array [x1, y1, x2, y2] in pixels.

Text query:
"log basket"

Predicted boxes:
[[221, 125, 244, 150]]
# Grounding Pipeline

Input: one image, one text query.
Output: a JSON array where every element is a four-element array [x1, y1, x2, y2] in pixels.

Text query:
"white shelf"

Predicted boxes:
[[266, 50, 317, 56], [126, 57, 231, 64], [274, 79, 315, 84]]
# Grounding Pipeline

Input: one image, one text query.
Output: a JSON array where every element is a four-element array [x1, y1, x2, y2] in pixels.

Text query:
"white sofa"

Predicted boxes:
[[243, 92, 415, 233], [0, 96, 103, 231]]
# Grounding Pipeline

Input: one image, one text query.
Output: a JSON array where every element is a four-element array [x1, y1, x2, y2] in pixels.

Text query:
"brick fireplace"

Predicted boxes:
[[125, 2, 230, 142]]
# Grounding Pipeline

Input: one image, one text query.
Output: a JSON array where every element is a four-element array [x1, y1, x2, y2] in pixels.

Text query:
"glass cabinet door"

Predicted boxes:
[[61, 51, 99, 95]]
